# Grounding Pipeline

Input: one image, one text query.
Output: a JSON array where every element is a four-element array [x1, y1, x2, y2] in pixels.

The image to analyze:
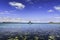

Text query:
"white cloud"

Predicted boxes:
[[0, 11, 10, 14], [48, 9, 53, 12], [39, 6, 42, 8], [54, 17, 60, 19], [26, 0, 31, 2], [0, 10, 17, 15], [54, 6, 60, 10], [9, 2, 25, 9], [25, 0, 34, 4]]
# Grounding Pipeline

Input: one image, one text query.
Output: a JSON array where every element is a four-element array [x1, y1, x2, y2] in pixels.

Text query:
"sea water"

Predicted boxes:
[[0, 23, 60, 33], [0, 23, 60, 40]]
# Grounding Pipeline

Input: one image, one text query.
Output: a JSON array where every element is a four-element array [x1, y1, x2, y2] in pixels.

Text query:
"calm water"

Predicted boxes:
[[0, 23, 60, 40], [0, 23, 60, 33]]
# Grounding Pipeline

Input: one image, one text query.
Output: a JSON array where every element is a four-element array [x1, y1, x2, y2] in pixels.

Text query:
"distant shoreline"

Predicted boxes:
[[0, 22, 60, 24]]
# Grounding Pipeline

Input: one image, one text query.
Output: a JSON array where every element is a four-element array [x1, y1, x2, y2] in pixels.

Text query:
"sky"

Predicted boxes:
[[0, 0, 60, 22]]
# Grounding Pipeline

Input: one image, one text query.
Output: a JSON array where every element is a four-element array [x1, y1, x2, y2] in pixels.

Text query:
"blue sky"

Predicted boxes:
[[0, 0, 60, 22]]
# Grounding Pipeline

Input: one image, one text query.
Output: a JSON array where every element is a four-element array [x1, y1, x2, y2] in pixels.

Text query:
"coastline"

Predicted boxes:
[[0, 22, 60, 24]]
